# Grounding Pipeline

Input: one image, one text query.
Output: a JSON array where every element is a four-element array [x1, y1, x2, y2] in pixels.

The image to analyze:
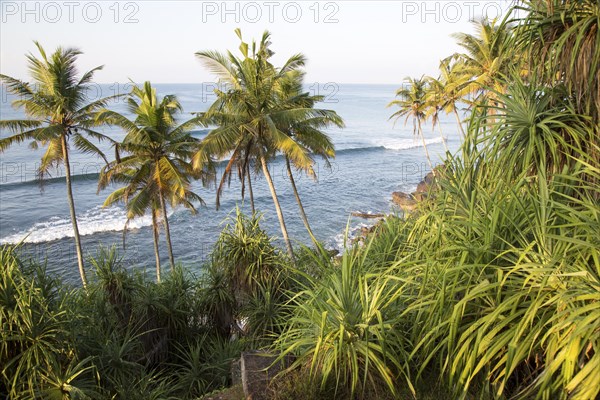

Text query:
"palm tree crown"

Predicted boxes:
[[0, 42, 118, 287], [388, 76, 435, 172], [447, 18, 517, 106], [97, 81, 209, 278], [195, 29, 343, 260]]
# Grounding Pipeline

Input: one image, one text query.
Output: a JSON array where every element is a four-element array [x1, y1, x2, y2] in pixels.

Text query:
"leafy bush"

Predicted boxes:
[[201, 208, 288, 341], [361, 87, 600, 399], [275, 245, 414, 399], [0, 245, 99, 399]]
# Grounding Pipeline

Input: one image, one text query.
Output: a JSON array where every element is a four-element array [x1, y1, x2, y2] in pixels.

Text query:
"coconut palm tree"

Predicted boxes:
[[388, 76, 435, 172], [277, 72, 344, 246], [194, 29, 335, 261], [207, 129, 259, 213], [0, 42, 118, 288], [436, 59, 472, 139], [447, 18, 517, 108], [97, 82, 209, 278], [424, 76, 450, 153]]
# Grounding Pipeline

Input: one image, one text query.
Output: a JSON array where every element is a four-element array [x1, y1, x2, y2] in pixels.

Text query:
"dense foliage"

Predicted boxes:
[[1, 0, 599, 399]]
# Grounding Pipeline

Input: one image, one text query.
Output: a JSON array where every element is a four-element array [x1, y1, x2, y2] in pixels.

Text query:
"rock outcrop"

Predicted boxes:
[[351, 211, 386, 219], [392, 166, 444, 212], [391, 191, 417, 211]]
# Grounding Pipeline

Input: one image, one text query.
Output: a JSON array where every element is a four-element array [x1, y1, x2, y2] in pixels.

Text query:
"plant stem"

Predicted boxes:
[[159, 192, 175, 271], [61, 132, 87, 289], [286, 156, 318, 247], [259, 151, 295, 263]]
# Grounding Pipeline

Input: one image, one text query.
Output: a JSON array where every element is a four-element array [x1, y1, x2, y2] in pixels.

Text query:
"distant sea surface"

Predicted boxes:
[[0, 83, 461, 282]]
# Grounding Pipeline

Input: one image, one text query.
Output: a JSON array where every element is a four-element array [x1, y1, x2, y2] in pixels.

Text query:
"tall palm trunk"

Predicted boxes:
[[61, 132, 87, 288], [417, 119, 435, 173], [285, 156, 318, 247], [246, 164, 255, 214], [259, 151, 295, 262], [159, 192, 175, 271], [453, 108, 466, 138], [436, 119, 449, 153], [152, 209, 161, 282]]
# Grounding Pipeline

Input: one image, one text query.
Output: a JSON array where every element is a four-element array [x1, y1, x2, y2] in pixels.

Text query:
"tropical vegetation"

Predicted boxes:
[[96, 81, 209, 280], [1, 0, 599, 399], [388, 76, 435, 171], [194, 29, 343, 260], [0, 42, 119, 288]]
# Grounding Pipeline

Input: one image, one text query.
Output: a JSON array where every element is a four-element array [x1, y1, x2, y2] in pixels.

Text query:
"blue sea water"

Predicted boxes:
[[0, 83, 462, 282]]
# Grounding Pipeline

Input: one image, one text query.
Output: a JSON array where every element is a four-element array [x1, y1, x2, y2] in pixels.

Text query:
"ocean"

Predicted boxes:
[[0, 83, 461, 282]]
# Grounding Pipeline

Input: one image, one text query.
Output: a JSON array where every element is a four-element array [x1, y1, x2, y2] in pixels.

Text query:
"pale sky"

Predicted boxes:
[[1, 1, 512, 84]]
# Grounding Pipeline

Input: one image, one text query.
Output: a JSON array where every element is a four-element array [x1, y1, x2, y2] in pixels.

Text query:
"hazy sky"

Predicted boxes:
[[1, 1, 512, 84]]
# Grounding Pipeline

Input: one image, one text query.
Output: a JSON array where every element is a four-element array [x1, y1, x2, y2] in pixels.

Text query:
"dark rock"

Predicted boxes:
[[415, 180, 429, 194], [351, 211, 386, 219], [240, 351, 294, 400], [326, 249, 340, 258], [231, 358, 242, 386], [423, 171, 436, 185], [412, 192, 428, 202], [416, 171, 437, 193], [392, 191, 417, 211]]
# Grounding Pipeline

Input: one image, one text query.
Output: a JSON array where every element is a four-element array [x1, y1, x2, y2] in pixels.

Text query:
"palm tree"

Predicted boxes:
[[388, 76, 435, 172], [0, 42, 118, 288], [277, 72, 344, 246], [434, 59, 472, 139], [424, 76, 450, 153], [194, 29, 335, 261], [208, 129, 259, 214], [97, 82, 209, 278], [447, 18, 517, 108]]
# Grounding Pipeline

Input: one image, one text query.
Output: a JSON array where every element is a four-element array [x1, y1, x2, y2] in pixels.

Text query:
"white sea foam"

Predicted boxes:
[[0, 205, 154, 244], [376, 136, 445, 151], [335, 136, 445, 152], [329, 221, 377, 251]]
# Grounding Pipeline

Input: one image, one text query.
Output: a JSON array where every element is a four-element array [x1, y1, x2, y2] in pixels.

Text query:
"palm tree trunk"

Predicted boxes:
[[418, 120, 435, 173], [437, 120, 449, 153], [159, 192, 176, 271], [246, 164, 255, 214], [152, 210, 161, 283], [61, 133, 87, 288], [259, 151, 295, 263], [285, 156, 318, 247], [453, 108, 466, 139]]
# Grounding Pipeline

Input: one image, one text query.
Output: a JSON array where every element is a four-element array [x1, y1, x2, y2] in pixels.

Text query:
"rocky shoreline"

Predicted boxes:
[[391, 167, 441, 212], [347, 168, 442, 246]]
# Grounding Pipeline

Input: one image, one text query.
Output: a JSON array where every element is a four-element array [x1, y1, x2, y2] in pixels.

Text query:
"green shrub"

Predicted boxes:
[[361, 87, 600, 399], [275, 245, 414, 399], [0, 245, 99, 399]]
